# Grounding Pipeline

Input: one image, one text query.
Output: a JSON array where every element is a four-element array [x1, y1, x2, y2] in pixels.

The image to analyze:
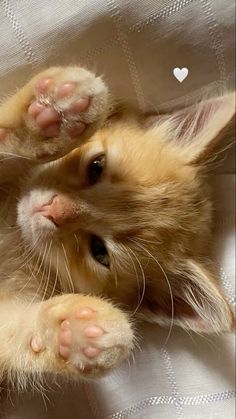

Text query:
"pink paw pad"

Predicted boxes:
[[30, 336, 45, 353], [35, 108, 60, 129], [58, 308, 105, 363], [56, 82, 77, 99], [59, 320, 72, 359], [28, 102, 45, 118], [28, 79, 90, 138], [28, 101, 60, 137], [84, 325, 104, 338], [69, 97, 90, 113], [83, 346, 101, 358], [35, 78, 53, 94], [56, 82, 90, 114], [75, 307, 94, 319]]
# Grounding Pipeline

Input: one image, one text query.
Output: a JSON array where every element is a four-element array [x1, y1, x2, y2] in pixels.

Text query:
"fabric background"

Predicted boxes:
[[0, 1, 235, 418]]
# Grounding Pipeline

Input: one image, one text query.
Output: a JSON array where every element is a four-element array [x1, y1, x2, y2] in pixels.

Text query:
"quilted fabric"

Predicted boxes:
[[0, 1, 235, 418]]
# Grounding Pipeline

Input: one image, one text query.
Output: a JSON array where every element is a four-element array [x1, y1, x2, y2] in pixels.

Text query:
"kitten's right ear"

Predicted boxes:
[[146, 92, 235, 164], [140, 259, 235, 334]]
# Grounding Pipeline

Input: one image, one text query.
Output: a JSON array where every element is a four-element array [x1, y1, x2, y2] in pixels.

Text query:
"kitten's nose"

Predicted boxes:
[[34, 194, 75, 226]]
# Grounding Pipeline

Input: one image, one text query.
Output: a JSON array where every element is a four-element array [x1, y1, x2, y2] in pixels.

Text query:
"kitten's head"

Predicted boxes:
[[17, 93, 235, 334]]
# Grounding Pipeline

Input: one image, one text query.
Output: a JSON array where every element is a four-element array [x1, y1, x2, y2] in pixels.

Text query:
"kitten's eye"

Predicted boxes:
[[87, 154, 105, 185], [89, 234, 110, 267]]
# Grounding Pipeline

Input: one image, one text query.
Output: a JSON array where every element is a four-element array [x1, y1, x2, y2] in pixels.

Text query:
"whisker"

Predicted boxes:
[[41, 240, 53, 301], [126, 245, 146, 315], [113, 269, 118, 289], [61, 242, 75, 294], [14, 234, 43, 271], [33, 241, 50, 280], [125, 245, 142, 309], [17, 242, 44, 295], [0, 152, 32, 161], [24, 242, 50, 310], [130, 239, 174, 347], [74, 233, 80, 252], [49, 248, 60, 298], [136, 237, 161, 246]]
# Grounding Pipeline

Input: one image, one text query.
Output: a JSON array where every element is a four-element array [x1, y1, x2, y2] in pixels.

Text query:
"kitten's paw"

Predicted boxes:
[[25, 67, 109, 159], [57, 305, 133, 377], [32, 296, 134, 378]]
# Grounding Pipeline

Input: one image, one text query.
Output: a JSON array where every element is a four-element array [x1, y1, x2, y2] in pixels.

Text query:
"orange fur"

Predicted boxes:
[[0, 66, 235, 389]]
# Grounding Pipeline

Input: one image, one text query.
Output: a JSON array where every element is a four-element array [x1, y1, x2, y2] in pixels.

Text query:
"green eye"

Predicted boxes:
[[90, 235, 109, 267], [88, 154, 105, 185]]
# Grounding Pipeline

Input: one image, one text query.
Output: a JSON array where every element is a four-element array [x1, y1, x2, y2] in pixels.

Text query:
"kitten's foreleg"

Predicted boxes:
[[0, 292, 133, 388]]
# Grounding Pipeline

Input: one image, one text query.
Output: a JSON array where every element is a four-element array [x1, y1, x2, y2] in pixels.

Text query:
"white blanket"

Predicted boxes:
[[0, 1, 235, 418]]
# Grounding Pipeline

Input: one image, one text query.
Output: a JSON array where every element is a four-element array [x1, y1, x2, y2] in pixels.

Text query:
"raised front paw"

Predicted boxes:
[[31, 295, 134, 378], [24, 66, 109, 159]]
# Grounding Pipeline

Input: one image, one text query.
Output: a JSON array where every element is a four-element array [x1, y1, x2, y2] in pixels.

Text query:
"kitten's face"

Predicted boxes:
[[17, 121, 209, 300], [17, 94, 235, 333]]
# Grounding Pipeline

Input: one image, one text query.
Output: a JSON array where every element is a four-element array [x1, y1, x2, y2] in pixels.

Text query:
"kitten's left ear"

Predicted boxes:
[[140, 259, 235, 334], [149, 92, 235, 163]]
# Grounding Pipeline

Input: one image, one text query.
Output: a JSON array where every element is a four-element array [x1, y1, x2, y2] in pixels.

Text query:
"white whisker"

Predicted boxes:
[[0, 152, 32, 160], [41, 240, 53, 301], [74, 233, 80, 252], [125, 245, 142, 309], [130, 239, 174, 346], [49, 248, 59, 299], [126, 245, 146, 315], [17, 242, 44, 295], [25, 241, 51, 309], [61, 242, 75, 294]]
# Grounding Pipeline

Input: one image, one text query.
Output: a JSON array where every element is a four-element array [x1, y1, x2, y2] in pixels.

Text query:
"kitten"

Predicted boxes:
[[0, 66, 235, 389]]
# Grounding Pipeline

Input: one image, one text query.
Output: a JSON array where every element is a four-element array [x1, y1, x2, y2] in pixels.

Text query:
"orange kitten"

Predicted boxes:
[[0, 66, 235, 389]]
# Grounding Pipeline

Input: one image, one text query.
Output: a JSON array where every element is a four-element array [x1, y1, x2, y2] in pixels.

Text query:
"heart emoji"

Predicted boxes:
[[173, 67, 189, 83]]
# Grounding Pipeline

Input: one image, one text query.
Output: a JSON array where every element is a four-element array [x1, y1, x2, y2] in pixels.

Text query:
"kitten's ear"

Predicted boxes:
[[140, 259, 235, 334], [148, 93, 235, 163]]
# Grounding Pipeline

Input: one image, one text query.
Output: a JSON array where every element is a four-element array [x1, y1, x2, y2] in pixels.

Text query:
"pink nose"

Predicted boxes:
[[34, 195, 74, 226]]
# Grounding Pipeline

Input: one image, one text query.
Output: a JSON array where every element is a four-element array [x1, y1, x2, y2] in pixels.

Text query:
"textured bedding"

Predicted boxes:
[[0, 1, 235, 418]]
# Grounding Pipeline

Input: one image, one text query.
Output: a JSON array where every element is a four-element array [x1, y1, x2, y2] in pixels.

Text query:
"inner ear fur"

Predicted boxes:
[[138, 259, 235, 334], [145, 92, 235, 164]]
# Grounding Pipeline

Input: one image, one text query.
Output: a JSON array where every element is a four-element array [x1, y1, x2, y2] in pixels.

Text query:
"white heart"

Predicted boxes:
[[173, 67, 189, 83]]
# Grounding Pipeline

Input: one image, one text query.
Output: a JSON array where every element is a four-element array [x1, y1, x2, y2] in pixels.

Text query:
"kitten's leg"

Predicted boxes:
[[0, 66, 110, 163], [0, 293, 134, 385]]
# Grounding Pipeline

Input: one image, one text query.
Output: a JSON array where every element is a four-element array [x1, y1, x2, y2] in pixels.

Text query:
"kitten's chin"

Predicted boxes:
[[17, 189, 58, 246]]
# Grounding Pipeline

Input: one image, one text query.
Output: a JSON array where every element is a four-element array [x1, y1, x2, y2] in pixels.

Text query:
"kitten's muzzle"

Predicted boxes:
[[33, 194, 77, 227]]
